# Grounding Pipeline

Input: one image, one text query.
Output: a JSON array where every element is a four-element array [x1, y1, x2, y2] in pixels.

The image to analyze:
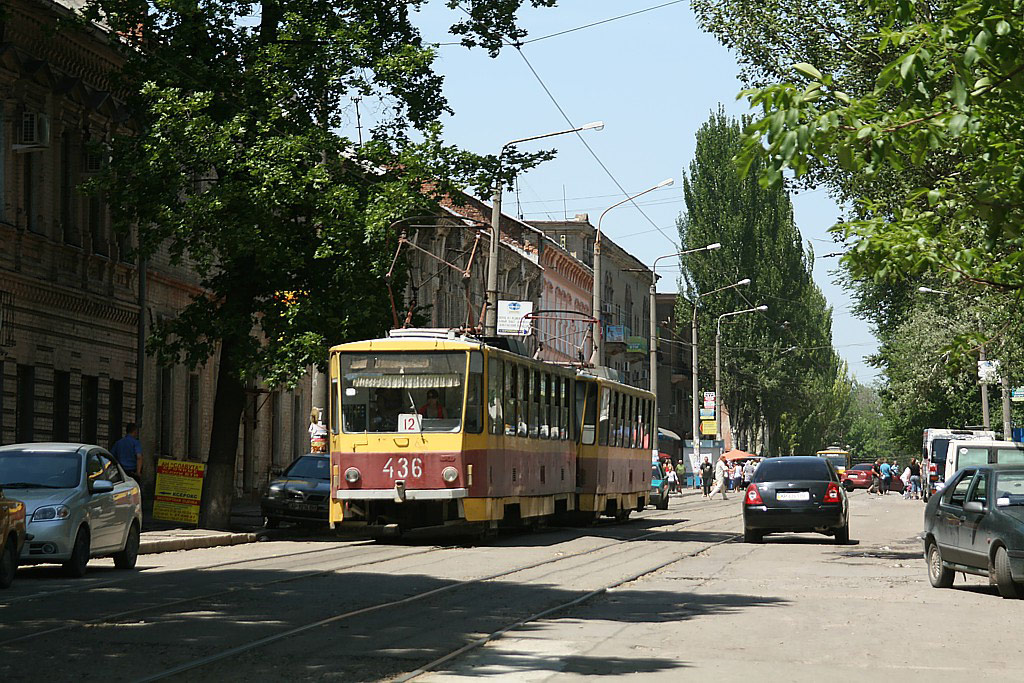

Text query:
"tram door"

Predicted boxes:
[[574, 379, 599, 487]]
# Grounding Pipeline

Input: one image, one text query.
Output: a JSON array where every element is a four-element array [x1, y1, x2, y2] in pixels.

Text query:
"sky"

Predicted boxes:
[[359, 0, 879, 382]]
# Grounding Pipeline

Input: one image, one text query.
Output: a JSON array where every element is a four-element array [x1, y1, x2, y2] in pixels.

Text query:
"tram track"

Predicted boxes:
[[0, 539, 382, 607], [0, 508, 705, 650], [127, 507, 743, 682]]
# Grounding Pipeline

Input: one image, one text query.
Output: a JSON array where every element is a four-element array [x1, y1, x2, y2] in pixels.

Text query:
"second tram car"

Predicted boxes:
[[327, 329, 655, 532]]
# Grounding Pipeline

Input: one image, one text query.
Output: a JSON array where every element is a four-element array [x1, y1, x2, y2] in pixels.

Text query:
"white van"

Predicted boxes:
[[943, 439, 1024, 482]]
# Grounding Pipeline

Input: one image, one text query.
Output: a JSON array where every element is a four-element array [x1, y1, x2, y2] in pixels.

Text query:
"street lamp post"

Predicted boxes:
[[691, 278, 751, 461], [649, 244, 721, 460], [484, 121, 604, 336], [716, 305, 768, 441], [591, 177, 675, 367], [918, 286, 995, 432]]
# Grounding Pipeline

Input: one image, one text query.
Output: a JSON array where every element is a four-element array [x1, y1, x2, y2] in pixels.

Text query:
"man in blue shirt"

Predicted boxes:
[[880, 460, 892, 496], [111, 423, 143, 480]]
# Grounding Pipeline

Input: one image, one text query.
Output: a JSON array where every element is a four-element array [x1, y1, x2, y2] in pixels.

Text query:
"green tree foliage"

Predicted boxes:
[[844, 383, 897, 462], [695, 0, 1024, 444], [677, 110, 850, 455], [74, 0, 556, 528]]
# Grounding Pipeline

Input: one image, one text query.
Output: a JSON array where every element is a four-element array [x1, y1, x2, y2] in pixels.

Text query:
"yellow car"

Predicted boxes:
[[1, 488, 27, 589]]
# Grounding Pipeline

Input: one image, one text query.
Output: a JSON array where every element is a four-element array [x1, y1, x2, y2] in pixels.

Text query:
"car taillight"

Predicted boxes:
[[823, 482, 841, 503], [745, 484, 764, 505]]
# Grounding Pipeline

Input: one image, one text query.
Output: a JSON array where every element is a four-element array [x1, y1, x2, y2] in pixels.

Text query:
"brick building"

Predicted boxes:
[[0, 0, 310, 497]]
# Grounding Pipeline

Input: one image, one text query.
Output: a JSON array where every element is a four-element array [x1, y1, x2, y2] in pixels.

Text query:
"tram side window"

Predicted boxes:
[[598, 387, 610, 446], [488, 357, 503, 435], [629, 395, 638, 448], [559, 378, 568, 440], [519, 365, 529, 437], [530, 370, 540, 438], [505, 364, 517, 436], [465, 352, 483, 434], [539, 373, 550, 439], [642, 399, 650, 449], [330, 378, 340, 435]]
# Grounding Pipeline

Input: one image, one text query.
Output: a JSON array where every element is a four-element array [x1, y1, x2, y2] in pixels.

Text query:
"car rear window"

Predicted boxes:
[[752, 458, 831, 483], [851, 464, 872, 471]]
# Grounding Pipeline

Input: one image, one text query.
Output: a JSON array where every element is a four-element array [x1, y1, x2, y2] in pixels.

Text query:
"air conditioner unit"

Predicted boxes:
[[14, 112, 50, 151]]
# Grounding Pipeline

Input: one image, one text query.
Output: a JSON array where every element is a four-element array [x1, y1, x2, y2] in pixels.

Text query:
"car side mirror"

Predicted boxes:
[[964, 501, 984, 514], [90, 479, 114, 494]]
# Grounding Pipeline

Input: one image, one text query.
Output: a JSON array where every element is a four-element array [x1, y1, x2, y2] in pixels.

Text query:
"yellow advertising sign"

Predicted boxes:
[[700, 420, 718, 436], [153, 458, 206, 525]]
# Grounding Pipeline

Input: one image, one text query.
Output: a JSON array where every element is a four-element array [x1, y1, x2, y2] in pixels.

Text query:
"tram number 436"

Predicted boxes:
[[383, 457, 423, 479]]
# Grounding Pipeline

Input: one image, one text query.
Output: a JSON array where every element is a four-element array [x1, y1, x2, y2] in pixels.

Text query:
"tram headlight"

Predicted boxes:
[[441, 467, 459, 483], [344, 467, 361, 483]]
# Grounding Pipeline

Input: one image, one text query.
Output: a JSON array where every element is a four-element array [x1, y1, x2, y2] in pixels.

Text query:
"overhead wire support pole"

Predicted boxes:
[[591, 177, 673, 367], [690, 278, 750, 459], [484, 122, 604, 336], [648, 243, 721, 462]]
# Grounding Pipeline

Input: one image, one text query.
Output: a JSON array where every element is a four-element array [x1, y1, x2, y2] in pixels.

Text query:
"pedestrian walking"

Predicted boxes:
[[111, 422, 143, 482], [666, 465, 679, 494], [700, 457, 714, 498], [731, 462, 742, 491], [909, 458, 922, 500], [868, 459, 882, 495], [709, 454, 729, 500], [742, 459, 756, 489], [676, 461, 687, 490], [900, 463, 912, 499], [880, 459, 892, 495]]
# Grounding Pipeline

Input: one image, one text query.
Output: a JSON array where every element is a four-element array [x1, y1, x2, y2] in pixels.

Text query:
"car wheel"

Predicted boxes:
[[834, 523, 850, 545], [0, 536, 17, 589], [113, 522, 141, 570], [927, 542, 954, 588], [993, 546, 1022, 599], [263, 516, 281, 529], [843, 481, 854, 492], [63, 527, 91, 578], [656, 497, 669, 511], [743, 527, 762, 544]]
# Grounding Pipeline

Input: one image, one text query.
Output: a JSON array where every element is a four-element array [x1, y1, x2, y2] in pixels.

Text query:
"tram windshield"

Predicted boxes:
[[340, 352, 480, 433]]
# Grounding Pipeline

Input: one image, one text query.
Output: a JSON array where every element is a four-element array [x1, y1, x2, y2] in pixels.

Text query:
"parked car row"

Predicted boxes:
[[0, 443, 143, 588]]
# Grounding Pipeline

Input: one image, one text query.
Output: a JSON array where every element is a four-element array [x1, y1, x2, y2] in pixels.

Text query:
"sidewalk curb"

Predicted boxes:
[[138, 532, 260, 555]]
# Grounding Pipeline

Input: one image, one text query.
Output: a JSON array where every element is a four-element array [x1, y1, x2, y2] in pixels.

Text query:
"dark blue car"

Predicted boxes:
[[260, 454, 331, 528], [923, 464, 1024, 598]]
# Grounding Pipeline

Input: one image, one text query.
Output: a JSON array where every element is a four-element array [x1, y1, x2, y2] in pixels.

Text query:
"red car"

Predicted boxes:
[[841, 463, 904, 492], [842, 463, 873, 490]]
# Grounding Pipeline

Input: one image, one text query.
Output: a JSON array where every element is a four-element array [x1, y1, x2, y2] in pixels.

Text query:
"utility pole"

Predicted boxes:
[[1002, 373, 1012, 440]]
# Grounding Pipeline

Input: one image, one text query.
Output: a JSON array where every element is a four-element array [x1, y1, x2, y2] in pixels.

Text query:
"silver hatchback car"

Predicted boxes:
[[0, 443, 143, 577]]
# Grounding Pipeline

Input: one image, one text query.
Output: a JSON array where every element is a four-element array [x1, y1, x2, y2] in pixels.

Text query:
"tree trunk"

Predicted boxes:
[[198, 336, 247, 529]]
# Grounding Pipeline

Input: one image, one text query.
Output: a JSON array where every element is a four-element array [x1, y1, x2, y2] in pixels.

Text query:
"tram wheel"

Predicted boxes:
[[615, 509, 631, 523]]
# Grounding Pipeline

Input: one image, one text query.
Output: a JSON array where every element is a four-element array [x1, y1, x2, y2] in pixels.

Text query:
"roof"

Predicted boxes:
[[330, 330, 484, 353]]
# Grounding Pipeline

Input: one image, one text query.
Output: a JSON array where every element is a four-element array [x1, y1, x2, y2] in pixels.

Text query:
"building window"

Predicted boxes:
[[81, 375, 98, 444], [187, 373, 200, 458], [89, 194, 107, 255], [60, 132, 79, 245], [0, 117, 5, 223], [16, 364, 34, 442], [159, 365, 173, 456], [23, 153, 39, 234], [53, 370, 71, 441], [108, 379, 123, 448], [292, 392, 304, 458]]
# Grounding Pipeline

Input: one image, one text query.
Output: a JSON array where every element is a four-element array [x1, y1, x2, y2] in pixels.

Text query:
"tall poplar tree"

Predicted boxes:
[[74, 0, 556, 528], [677, 110, 850, 454]]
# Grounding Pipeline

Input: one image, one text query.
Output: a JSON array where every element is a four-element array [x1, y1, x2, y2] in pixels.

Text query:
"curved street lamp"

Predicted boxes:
[[484, 122, 604, 335], [591, 177, 674, 367], [690, 278, 751, 458], [715, 305, 768, 440], [647, 243, 721, 460]]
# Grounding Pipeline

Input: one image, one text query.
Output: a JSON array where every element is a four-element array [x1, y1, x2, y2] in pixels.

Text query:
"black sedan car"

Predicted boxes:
[[742, 456, 849, 544], [923, 464, 1024, 598], [261, 454, 331, 528]]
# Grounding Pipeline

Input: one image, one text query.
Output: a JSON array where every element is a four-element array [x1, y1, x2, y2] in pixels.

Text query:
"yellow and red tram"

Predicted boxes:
[[327, 329, 655, 532]]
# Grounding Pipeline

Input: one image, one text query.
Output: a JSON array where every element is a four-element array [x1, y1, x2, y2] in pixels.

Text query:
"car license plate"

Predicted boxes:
[[776, 491, 809, 501], [289, 503, 319, 512]]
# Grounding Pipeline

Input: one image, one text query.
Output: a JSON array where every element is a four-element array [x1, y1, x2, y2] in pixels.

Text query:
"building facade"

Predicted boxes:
[[0, 0, 310, 498], [527, 215, 652, 388]]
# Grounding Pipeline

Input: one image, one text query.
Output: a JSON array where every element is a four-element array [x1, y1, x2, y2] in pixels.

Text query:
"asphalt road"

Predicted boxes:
[[0, 489, 1019, 681]]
